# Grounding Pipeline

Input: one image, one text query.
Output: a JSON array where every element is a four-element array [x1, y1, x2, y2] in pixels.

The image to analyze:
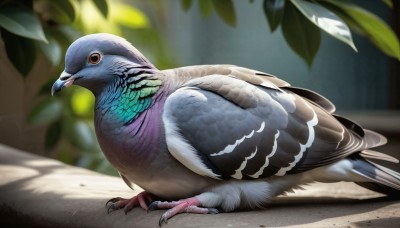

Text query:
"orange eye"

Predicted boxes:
[[88, 52, 101, 64]]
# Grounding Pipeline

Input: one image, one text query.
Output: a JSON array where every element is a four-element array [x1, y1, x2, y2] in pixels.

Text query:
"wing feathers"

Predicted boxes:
[[284, 87, 336, 113], [163, 65, 389, 181]]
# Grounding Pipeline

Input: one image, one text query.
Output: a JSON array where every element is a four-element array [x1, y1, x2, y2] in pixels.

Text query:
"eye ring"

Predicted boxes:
[[88, 52, 101, 64]]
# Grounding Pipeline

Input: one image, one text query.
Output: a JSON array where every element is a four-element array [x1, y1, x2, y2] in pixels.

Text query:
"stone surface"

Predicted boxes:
[[0, 144, 399, 228]]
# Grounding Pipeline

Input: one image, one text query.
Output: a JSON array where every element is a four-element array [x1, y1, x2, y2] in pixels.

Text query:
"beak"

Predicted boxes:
[[51, 71, 75, 96]]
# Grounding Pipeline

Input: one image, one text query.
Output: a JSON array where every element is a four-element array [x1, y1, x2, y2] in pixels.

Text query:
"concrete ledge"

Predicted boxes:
[[0, 144, 399, 228]]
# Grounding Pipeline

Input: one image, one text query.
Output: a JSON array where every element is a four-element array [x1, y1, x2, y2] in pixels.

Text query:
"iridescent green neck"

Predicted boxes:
[[97, 78, 162, 125]]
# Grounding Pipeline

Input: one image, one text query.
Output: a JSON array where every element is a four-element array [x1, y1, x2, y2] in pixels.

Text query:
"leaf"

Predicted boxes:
[[93, 0, 108, 18], [45, 120, 62, 150], [65, 120, 97, 150], [211, 0, 237, 27], [199, 0, 213, 18], [291, 0, 357, 51], [323, 0, 400, 61], [49, 0, 76, 22], [382, 0, 393, 8], [39, 33, 62, 66], [181, 0, 193, 12], [28, 97, 63, 125], [71, 87, 95, 118], [111, 2, 149, 28], [56, 25, 80, 43], [282, 2, 321, 67], [263, 0, 285, 32], [1, 31, 36, 76], [0, 6, 47, 42]]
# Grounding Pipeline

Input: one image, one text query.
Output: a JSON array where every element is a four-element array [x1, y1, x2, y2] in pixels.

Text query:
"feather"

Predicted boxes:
[[52, 33, 400, 225]]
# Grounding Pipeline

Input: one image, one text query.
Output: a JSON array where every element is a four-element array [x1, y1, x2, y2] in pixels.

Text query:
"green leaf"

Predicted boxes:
[[382, 0, 393, 8], [56, 25, 80, 43], [282, 2, 321, 67], [39, 33, 62, 66], [323, 0, 400, 61], [28, 97, 63, 125], [65, 120, 97, 151], [211, 0, 237, 27], [1, 31, 36, 76], [263, 0, 285, 32], [181, 0, 193, 12], [0, 6, 47, 42], [199, 0, 213, 18], [71, 87, 95, 118], [50, 0, 76, 22], [291, 0, 357, 51], [111, 3, 149, 28], [93, 0, 108, 18], [45, 121, 62, 150]]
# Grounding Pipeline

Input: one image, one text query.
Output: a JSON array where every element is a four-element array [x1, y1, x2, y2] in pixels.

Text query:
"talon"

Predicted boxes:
[[105, 191, 154, 214], [208, 208, 219, 214], [107, 204, 116, 214], [159, 214, 168, 227], [148, 201, 160, 212], [105, 197, 120, 208]]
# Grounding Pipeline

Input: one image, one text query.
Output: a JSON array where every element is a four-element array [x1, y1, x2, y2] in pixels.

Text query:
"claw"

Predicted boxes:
[[208, 208, 219, 214], [105, 192, 154, 214], [105, 197, 122, 208], [107, 204, 116, 214], [147, 201, 160, 212], [159, 214, 168, 227]]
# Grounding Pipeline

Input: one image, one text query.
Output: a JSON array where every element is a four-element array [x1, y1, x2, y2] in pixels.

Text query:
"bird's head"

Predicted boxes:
[[51, 33, 157, 96]]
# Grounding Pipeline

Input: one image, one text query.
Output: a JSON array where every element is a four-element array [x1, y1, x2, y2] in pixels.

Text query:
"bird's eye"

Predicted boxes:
[[88, 52, 101, 64]]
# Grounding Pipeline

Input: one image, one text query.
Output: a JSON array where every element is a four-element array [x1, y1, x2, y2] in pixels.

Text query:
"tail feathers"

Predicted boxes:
[[360, 150, 399, 163], [363, 130, 387, 148], [333, 114, 387, 149], [351, 155, 400, 196]]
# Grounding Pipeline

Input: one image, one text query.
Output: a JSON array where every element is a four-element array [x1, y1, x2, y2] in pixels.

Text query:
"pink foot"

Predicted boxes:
[[106, 191, 154, 214], [147, 197, 219, 226]]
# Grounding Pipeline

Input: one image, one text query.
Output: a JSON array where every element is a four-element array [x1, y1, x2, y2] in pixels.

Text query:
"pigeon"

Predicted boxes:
[[52, 33, 400, 226]]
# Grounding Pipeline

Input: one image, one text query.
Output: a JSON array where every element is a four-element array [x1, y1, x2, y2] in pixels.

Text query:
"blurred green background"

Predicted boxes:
[[0, 0, 399, 176]]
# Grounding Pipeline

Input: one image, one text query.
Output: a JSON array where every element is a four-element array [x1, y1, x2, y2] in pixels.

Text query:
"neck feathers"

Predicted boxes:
[[97, 76, 163, 126]]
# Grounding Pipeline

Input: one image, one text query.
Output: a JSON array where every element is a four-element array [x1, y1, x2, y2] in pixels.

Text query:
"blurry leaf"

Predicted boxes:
[[66, 120, 97, 151], [49, 0, 76, 23], [1, 31, 36, 76], [39, 33, 62, 66], [282, 2, 321, 67], [323, 0, 400, 60], [79, 0, 120, 34], [181, 0, 193, 12], [71, 87, 95, 117], [291, 0, 357, 51], [56, 25, 80, 42], [45, 120, 62, 150], [57, 148, 75, 164], [39, 78, 57, 95], [28, 97, 63, 125], [382, 0, 393, 8], [199, 0, 213, 18], [0, 6, 47, 42], [263, 0, 285, 32], [93, 0, 108, 18], [212, 0, 237, 26], [76, 153, 95, 168], [110, 2, 149, 28]]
